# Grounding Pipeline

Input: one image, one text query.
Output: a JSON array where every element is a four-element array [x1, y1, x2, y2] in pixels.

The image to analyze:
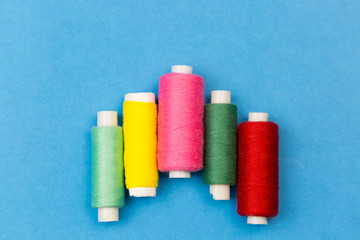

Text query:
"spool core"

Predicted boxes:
[[168, 65, 193, 179], [96, 111, 119, 222], [248, 112, 269, 122], [246, 112, 269, 225], [169, 171, 191, 178], [97, 111, 118, 127], [211, 90, 231, 104], [208, 90, 231, 200], [124, 92, 157, 197], [171, 65, 193, 74], [124, 92, 155, 103], [98, 208, 119, 222]]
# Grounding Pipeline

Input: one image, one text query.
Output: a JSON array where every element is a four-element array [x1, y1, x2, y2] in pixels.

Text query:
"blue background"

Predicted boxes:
[[0, 0, 359, 239]]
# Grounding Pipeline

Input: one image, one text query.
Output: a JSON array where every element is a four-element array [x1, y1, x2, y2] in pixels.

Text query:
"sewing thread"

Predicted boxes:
[[123, 100, 158, 189], [157, 70, 204, 172], [237, 120, 279, 218], [203, 104, 238, 185], [91, 126, 125, 208]]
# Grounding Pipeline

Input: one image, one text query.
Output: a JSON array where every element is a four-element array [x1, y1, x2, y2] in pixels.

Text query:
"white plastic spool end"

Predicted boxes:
[[97, 111, 118, 127], [210, 184, 230, 200], [248, 112, 268, 122], [124, 92, 155, 103], [129, 187, 156, 197], [98, 208, 119, 222], [247, 216, 268, 225], [169, 171, 191, 178], [246, 112, 269, 224], [171, 65, 193, 74], [211, 90, 231, 104]]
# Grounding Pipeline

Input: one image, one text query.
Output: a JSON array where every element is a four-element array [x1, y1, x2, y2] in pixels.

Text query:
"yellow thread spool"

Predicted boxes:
[[123, 93, 158, 197]]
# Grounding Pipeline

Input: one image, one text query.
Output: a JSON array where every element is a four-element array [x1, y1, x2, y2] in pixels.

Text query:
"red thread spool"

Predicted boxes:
[[237, 113, 279, 225]]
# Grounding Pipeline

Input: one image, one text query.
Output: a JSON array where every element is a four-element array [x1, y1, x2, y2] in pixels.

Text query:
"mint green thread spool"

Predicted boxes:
[[203, 91, 237, 200], [92, 111, 125, 222]]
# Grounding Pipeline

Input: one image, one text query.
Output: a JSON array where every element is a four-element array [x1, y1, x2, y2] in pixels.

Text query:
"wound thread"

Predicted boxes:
[[157, 69, 204, 172], [203, 104, 238, 185], [123, 100, 158, 189], [91, 126, 125, 208], [237, 121, 279, 218]]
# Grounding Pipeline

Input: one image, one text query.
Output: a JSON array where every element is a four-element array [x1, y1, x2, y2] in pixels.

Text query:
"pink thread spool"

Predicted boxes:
[[157, 65, 204, 178]]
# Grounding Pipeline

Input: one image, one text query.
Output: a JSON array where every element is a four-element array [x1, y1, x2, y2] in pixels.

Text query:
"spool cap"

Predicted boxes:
[[171, 65, 193, 74], [169, 171, 191, 178], [210, 185, 230, 200], [98, 208, 119, 222], [211, 90, 231, 104], [97, 111, 118, 126], [246, 112, 269, 225], [129, 187, 156, 197], [124, 92, 157, 197], [248, 112, 268, 122], [124, 92, 155, 103], [247, 216, 268, 225]]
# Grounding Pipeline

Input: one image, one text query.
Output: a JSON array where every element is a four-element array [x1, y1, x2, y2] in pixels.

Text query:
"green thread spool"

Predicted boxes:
[[203, 91, 237, 200], [92, 111, 125, 222]]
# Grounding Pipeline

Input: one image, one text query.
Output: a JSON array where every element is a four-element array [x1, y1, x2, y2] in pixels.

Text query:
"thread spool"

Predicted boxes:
[[158, 65, 204, 178], [92, 111, 125, 222], [203, 91, 237, 200], [123, 92, 158, 197], [237, 113, 279, 225]]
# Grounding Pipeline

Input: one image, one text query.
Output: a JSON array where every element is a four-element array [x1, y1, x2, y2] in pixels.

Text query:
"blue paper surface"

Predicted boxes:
[[0, 0, 359, 239]]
